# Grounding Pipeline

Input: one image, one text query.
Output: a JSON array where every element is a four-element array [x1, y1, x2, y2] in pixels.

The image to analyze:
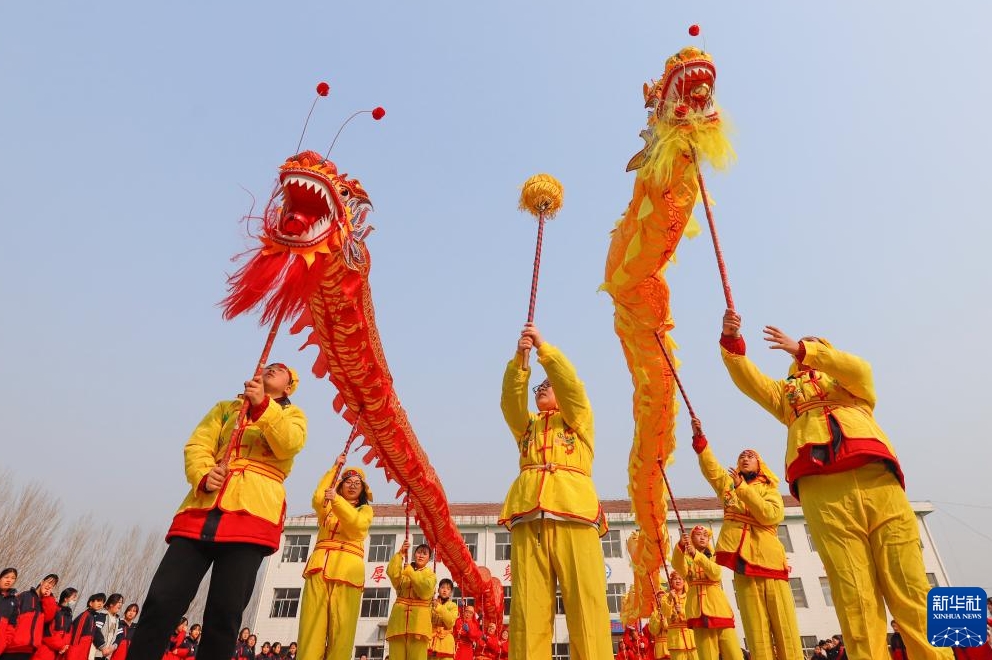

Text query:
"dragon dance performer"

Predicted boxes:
[[426, 580, 458, 659], [477, 623, 501, 660], [452, 605, 480, 660], [499, 323, 614, 660], [385, 542, 437, 660], [659, 573, 695, 660], [671, 528, 742, 660], [689, 418, 803, 659], [298, 458, 373, 660], [719, 310, 952, 660], [646, 604, 670, 660], [130, 363, 307, 660]]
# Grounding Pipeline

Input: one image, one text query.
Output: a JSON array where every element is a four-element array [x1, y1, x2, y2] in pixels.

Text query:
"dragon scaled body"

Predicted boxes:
[[602, 46, 733, 622], [223, 149, 503, 623]]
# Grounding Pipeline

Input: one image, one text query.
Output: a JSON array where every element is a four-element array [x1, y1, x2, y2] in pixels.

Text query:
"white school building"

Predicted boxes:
[[248, 498, 950, 659]]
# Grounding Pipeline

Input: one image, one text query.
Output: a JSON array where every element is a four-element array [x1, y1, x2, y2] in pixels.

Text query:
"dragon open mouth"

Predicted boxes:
[[660, 58, 717, 117], [271, 169, 340, 248]]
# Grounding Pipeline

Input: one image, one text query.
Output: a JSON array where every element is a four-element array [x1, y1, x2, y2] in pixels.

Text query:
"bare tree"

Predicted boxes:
[[47, 514, 101, 595], [0, 471, 247, 631], [0, 471, 165, 611], [0, 472, 62, 583]]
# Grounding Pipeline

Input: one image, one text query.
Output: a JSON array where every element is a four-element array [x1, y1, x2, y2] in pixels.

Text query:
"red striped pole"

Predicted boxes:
[[689, 144, 735, 311]]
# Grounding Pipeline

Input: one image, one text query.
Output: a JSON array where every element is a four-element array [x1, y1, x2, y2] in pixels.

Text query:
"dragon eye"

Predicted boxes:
[[338, 187, 350, 198]]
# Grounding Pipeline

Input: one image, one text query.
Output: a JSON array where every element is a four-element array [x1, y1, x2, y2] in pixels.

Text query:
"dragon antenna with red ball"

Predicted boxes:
[[324, 106, 386, 160], [296, 81, 331, 154], [688, 23, 706, 52]]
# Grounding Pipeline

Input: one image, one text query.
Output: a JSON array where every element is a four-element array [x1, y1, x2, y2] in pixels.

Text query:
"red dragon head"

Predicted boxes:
[[263, 150, 373, 268], [222, 150, 374, 322]]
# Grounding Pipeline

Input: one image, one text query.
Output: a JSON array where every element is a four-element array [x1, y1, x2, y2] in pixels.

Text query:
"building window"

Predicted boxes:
[[819, 577, 833, 607], [805, 524, 816, 552], [789, 578, 808, 608], [606, 583, 626, 614], [601, 530, 623, 558], [495, 532, 511, 561], [281, 534, 310, 563], [270, 588, 301, 618], [360, 588, 391, 618], [353, 645, 384, 660], [927, 572, 938, 588], [552, 643, 569, 660], [503, 586, 511, 616], [801, 636, 818, 656], [451, 587, 474, 608], [412, 533, 427, 548], [462, 533, 478, 560], [777, 525, 794, 553], [368, 534, 396, 563], [555, 589, 565, 615]]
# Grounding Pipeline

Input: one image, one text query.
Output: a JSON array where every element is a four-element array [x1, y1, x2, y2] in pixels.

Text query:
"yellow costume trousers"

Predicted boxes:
[[388, 637, 427, 660], [731, 573, 803, 660], [800, 463, 952, 660], [509, 519, 613, 660], [692, 628, 742, 660], [298, 574, 362, 660], [670, 651, 697, 660]]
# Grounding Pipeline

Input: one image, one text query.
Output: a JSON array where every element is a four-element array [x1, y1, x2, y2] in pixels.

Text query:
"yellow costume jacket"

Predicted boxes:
[[427, 599, 459, 656], [696, 445, 788, 579], [660, 591, 694, 651], [385, 553, 436, 640], [498, 343, 605, 532], [168, 397, 307, 551], [671, 546, 735, 629], [303, 469, 373, 588], [721, 338, 904, 498], [648, 607, 670, 658]]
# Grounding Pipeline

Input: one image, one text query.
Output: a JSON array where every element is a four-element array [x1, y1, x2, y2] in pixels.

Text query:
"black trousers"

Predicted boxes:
[[128, 537, 267, 660]]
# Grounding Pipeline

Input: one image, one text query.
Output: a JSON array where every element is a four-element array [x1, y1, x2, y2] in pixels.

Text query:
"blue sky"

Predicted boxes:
[[2, 1, 989, 589]]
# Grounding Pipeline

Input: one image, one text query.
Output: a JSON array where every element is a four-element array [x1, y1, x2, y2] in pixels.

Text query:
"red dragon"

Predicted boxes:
[[222, 149, 504, 622]]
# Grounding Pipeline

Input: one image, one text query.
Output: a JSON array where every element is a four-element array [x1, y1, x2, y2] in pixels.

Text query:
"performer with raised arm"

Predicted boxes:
[[426, 579, 458, 659], [689, 418, 803, 659], [719, 309, 951, 660], [452, 605, 480, 660], [647, 601, 670, 660], [659, 573, 695, 660], [385, 542, 436, 660], [129, 363, 307, 660], [499, 322, 613, 660], [298, 458, 373, 660], [671, 528, 742, 660]]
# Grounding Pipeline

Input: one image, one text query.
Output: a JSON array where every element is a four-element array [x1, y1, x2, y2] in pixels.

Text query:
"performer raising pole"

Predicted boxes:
[[298, 439, 374, 660]]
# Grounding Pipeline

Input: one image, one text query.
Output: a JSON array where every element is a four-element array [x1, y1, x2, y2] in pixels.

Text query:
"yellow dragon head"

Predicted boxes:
[[627, 46, 732, 178], [643, 47, 718, 123]]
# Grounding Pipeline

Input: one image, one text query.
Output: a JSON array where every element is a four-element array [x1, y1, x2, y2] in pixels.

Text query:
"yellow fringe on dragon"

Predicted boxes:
[[603, 46, 734, 622]]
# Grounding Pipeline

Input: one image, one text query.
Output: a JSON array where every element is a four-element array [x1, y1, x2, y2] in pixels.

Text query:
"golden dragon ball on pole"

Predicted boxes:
[[518, 173, 564, 367]]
